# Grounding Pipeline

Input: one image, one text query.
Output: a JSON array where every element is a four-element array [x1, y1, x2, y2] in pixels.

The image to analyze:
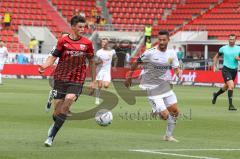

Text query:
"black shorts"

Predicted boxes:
[[222, 66, 237, 83], [53, 80, 83, 101]]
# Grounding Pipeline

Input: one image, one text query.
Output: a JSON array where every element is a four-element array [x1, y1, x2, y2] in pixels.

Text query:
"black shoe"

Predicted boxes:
[[229, 105, 237, 111], [45, 102, 52, 112], [212, 92, 217, 104]]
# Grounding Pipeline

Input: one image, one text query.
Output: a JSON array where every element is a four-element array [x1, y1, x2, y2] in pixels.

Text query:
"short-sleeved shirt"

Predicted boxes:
[[137, 47, 179, 91], [219, 45, 240, 69], [96, 48, 116, 73], [52, 35, 94, 83]]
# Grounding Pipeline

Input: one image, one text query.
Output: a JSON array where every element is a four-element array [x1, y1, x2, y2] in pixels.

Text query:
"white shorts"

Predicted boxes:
[[147, 90, 177, 113], [0, 62, 4, 70], [96, 70, 111, 82]]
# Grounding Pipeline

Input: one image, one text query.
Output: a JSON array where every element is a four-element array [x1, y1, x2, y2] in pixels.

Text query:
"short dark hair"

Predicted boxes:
[[70, 15, 86, 26], [158, 30, 169, 37], [229, 34, 236, 38]]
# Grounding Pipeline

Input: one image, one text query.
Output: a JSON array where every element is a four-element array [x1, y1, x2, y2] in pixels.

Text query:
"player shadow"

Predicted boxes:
[[67, 86, 118, 120]]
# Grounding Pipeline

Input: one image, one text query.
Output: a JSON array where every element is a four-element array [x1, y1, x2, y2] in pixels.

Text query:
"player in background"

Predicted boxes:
[[95, 38, 118, 105], [45, 32, 69, 112], [212, 34, 240, 111], [39, 16, 95, 147], [0, 40, 8, 84], [125, 30, 182, 142]]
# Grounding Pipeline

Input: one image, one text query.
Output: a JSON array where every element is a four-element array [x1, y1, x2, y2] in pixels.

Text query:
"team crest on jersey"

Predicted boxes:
[[80, 44, 87, 51]]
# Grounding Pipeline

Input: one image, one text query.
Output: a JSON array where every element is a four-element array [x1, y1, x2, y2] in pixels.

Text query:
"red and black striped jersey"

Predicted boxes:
[[52, 35, 94, 83]]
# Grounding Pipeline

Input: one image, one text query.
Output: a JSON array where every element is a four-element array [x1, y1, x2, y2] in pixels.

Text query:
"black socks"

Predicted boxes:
[[215, 88, 225, 97], [228, 90, 233, 106], [49, 113, 67, 139]]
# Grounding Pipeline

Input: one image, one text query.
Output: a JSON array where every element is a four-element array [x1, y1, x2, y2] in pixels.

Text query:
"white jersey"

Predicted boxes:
[[0, 46, 8, 62], [96, 48, 116, 73], [139, 47, 179, 94]]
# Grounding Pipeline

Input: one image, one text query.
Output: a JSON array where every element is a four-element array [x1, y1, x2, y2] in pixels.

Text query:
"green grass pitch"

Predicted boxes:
[[0, 79, 240, 159]]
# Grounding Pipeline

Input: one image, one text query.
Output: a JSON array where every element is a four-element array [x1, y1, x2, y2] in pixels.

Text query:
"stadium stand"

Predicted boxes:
[[107, 0, 177, 26], [0, 0, 70, 53], [106, 0, 219, 36], [1, 0, 240, 53], [51, 0, 101, 22], [0, 0, 45, 52], [158, 0, 218, 35], [182, 0, 240, 40]]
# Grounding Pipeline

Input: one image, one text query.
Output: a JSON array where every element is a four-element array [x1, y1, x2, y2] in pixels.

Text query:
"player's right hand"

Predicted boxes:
[[124, 78, 132, 88], [38, 65, 45, 75]]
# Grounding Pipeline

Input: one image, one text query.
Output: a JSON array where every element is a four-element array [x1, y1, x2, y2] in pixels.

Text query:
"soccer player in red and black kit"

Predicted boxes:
[[39, 16, 95, 147]]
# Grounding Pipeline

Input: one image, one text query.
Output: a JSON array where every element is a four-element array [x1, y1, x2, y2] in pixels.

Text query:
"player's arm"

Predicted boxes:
[[112, 54, 118, 68], [3, 48, 9, 63], [89, 58, 96, 82], [172, 52, 182, 78], [88, 57, 96, 96], [124, 60, 139, 88], [235, 56, 240, 61], [39, 55, 57, 74], [235, 51, 240, 61], [39, 39, 63, 74], [213, 47, 224, 72], [94, 56, 103, 65], [86, 42, 96, 95], [174, 67, 182, 78], [125, 50, 151, 87], [213, 53, 220, 72]]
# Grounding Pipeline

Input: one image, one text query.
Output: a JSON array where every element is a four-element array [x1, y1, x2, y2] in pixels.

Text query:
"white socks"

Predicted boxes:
[[95, 88, 101, 104], [166, 114, 177, 137]]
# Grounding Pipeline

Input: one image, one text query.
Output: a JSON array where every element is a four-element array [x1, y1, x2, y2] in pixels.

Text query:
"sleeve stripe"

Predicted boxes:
[[52, 49, 61, 57]]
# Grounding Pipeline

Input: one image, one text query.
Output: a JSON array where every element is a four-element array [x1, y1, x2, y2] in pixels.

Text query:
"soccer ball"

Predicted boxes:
[[95, 109, 113, 126]]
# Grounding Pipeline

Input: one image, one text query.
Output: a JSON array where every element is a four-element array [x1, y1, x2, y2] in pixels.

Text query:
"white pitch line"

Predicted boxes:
[[130, 149, 220, 159], [134, 148, 240, 152]]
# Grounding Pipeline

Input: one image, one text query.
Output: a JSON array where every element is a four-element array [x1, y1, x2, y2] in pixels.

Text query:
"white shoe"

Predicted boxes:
[[163, 135, 179, 142], [47, 123, 54, 137], [44, 137, 53, 147], [95, 98, 100, 105]]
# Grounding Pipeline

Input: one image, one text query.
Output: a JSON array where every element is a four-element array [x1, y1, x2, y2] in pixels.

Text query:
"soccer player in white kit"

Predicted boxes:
[[0, 40, 8, 84], [95, 38, 118, 105], [125, 30, 182, 142]]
